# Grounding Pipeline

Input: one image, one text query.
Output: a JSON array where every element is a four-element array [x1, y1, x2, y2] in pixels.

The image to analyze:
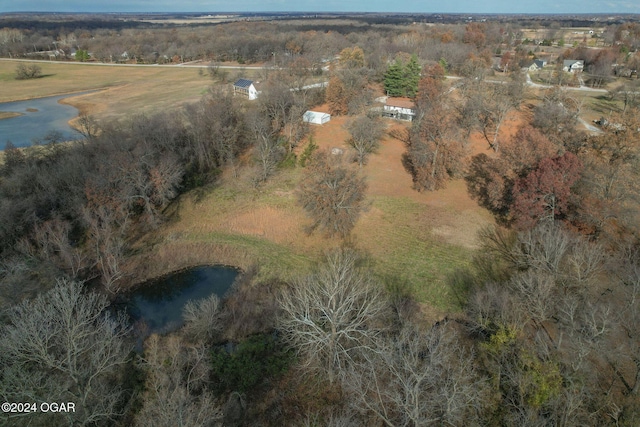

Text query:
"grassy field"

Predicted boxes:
[[134, 167, 475, 314], [0, 60, 260, 119]]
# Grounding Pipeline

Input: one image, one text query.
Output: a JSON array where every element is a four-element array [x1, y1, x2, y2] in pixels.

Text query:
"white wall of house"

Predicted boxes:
[[383, 105, 416, 121], [248, 84, 259, 100]]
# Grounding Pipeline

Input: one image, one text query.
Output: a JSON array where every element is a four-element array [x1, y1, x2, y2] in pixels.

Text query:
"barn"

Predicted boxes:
[[303, 111, 331, 125]]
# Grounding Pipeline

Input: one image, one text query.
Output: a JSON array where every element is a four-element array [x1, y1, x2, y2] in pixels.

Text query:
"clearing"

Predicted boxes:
[[134, 105, 500, 314]]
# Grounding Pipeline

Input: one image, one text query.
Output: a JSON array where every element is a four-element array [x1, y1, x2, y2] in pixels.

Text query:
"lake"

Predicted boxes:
[[126, 265, 239, 336], [0, 93, 86, 149]]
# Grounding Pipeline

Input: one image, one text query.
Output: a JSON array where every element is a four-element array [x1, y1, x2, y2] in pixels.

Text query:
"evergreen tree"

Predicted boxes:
[[404, 54, 421, 98], [384, 60, 405, 97]]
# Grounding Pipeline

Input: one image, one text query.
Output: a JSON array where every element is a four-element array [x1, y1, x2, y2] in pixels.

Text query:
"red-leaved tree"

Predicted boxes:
[[512, 152, 582, 229]]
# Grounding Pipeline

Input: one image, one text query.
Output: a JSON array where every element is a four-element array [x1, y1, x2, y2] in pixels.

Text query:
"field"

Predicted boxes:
[[129, 109, 497, 314], [0, 60, 262, 120]]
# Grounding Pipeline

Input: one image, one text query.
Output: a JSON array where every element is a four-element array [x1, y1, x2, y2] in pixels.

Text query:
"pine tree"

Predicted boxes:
[[384, 60, 405, 97], [404, 54, 421, 98]]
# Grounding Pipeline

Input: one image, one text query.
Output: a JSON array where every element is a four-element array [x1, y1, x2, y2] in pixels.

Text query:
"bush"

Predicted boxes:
[[210, 333, 293, 393], [15, 63, 42, 80]]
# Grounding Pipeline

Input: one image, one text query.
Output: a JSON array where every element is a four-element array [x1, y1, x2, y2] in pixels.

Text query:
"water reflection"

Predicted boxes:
[[0, 92, 89, 149], [127, 266, 239, 336]]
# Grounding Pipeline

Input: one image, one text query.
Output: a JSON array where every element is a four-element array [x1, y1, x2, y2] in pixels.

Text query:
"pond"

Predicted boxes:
[[0, 93, 88, 149], [126, 265, 239, 337]]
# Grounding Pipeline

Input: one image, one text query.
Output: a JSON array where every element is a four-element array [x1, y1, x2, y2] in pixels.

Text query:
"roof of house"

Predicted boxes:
[[563, 59, 584, 66], [233, 78, 254, 88], [385, 98, 415, 109], [304, 111, 330, 120], [534, 59, 546, 67]]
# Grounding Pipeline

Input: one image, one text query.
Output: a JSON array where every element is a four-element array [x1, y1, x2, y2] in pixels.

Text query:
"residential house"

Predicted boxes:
[[526, 59, 548, 72], [233, 79, 260, 100], [563, 60, 584, 73], [382, 98, 416, 121]]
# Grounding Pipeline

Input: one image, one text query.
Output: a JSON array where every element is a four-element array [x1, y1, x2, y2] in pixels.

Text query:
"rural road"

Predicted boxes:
[[0, 57, 266, 70], [1, 58, 611, 94], [525, 72, 607, 93]]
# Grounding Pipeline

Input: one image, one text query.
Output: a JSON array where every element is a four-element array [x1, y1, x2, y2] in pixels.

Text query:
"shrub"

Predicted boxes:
[[15, 63, 42, 80], [210, 333, 293, 393]]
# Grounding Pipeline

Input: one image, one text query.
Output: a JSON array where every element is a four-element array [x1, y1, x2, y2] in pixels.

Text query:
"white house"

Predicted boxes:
[[563, 60, 584, 73], [382, 98, 416, 121], [233, 79, 260, 100], [527, 59, 547, 71], [303, 111, 331, 125]]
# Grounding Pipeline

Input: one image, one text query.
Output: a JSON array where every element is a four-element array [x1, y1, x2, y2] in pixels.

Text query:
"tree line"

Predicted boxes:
[[4, 228, 639, 425]]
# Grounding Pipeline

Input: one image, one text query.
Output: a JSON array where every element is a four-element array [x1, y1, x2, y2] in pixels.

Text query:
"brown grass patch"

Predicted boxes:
[[0, 111, 23, 120], [126, 240, 254, 288]]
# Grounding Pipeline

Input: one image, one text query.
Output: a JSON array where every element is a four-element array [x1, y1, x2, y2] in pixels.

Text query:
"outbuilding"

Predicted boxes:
[[303, 111, 331, 125]]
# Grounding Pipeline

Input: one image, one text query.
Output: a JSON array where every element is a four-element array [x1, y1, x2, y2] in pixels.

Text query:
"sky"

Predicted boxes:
[[1, 1, 639, 14]]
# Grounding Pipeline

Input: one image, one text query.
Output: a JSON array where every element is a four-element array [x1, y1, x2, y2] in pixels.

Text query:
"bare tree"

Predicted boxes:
[[532, 88, 583, 147], [246, 110, 285, 185], [344, 324, 487, 427], [182, 294, 223, 342], [135, 334, 222, 427], [76, 114, 101, 142], [183, 89, 247, 173], [403, 64, 465, 191], [463, 76, 524, 152], [297, 151, 367, 238], [345, 114, 385, 166], [277, 249, 389, 383], [0, 278, 131, 426]]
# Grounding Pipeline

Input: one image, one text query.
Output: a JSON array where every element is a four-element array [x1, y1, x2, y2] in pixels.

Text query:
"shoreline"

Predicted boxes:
[[0, 88, 106, 105], [0, 90, 102, 142], [0, 111, 24, 121]]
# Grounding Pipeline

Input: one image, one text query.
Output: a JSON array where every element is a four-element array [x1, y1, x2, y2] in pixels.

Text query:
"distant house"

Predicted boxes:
[[526, 59, 547, 71], [563, 60, 584, 73], [233, 79, 260, 100], [303, 111, 331, 125], [382, 98, 416, 121]]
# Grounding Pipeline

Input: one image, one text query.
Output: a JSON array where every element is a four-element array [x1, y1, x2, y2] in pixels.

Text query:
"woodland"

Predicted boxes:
[[1, 12, 640, 427]]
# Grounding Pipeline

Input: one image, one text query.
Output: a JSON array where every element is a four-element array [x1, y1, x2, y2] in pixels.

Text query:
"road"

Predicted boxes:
[[0, 57, 266, 70], [525, 72, 607, 93]]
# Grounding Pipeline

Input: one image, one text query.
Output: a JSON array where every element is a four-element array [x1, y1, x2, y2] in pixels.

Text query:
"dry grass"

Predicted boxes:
[[0, 111, 23, 120], [0, 60, 260, 121], [136, 111, 495, 311]]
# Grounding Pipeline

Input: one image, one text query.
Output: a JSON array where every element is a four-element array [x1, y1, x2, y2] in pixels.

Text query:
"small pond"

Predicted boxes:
[[0, 92, 88, 149], [126, 265, 239, 336]]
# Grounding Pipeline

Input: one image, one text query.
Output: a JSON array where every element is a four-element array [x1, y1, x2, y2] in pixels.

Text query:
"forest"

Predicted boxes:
[[1, 12, 640, 426]]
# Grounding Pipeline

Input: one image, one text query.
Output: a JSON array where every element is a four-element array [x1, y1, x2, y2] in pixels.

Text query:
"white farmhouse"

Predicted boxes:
[[233, 79, 260, 100], [563, 60, 584, 73], [382, 98, 416, 122]]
